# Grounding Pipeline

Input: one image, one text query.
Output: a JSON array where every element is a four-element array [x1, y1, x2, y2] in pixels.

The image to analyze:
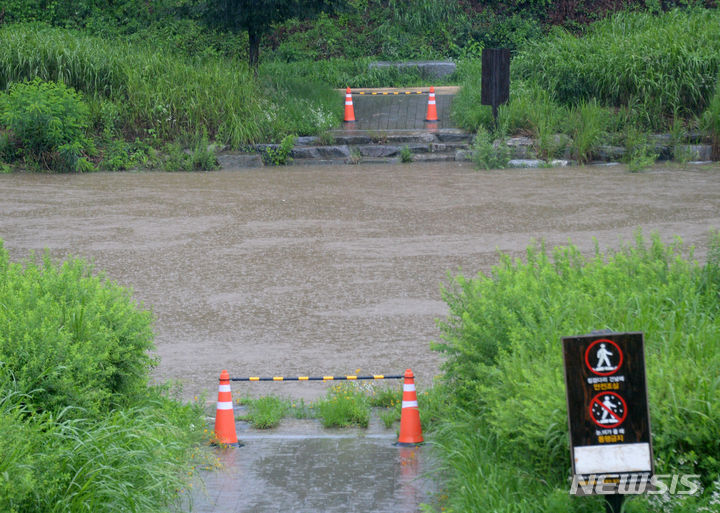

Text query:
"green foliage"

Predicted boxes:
[[0, 245, 155, 416], [0, 78, 93, 172], [239, 396, 290, 429], [433, 232, 720, 511], [624, 127, 659, 172], [567, 99, 609, 164], [315, 383, 371, 428], [368, 385, 401, 408], [513, 9, 720, 130], [204, 0, 345, 68], [0, 240, 209, 511], [0, 393, 208, 513], [701, 78, 720, 160], [100, 138, 161, 171], [400, 145, 412, 163], [472, 126, 510, 170], [161, 131, 219, 172], [0, 24, 342, 156], [263, 134, 297, 166]]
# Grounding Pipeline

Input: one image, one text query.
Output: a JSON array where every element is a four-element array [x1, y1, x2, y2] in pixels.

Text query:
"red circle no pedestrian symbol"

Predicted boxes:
[[585, 339, 623, 376], [589, 392, 627, 428]]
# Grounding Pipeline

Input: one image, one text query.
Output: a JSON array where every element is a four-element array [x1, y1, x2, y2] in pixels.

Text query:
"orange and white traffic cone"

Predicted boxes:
[[397, 368, 424, 446], [425, 86, 438, 122], [344, 87, 356, 123], [213, 369, 239, 446]]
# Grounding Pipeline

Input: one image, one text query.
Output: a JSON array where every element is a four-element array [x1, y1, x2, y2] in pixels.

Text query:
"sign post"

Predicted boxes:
[[562, 331, 654, 506], [481, 48, 510, 127]]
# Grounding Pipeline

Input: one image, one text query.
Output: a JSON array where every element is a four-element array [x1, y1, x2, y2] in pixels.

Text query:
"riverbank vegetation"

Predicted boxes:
[[430, 232, 720, 512], [453, 8, 720, 168], [0, 241, 211, 512], [1, 1, 719, 171]]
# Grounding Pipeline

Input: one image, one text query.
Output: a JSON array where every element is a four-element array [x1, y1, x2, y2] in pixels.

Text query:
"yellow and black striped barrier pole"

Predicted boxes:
[[229, 374, 404, 382], [354, 91, 424, 95]]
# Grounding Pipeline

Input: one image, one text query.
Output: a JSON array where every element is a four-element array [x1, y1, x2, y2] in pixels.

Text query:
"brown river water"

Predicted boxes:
[[2, 162, 719, 402]]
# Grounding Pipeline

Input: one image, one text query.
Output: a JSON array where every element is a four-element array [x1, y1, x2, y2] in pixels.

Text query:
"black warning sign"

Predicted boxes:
[[562, 332, 654, 494]]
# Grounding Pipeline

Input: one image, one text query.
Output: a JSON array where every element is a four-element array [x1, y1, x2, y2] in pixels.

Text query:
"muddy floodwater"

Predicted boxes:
[[2, 162, 719, 401]]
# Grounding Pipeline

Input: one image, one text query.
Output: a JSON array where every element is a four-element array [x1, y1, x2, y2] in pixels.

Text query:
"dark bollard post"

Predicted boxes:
[[481, 48, 510, 129], [605, 494, 624, 513]]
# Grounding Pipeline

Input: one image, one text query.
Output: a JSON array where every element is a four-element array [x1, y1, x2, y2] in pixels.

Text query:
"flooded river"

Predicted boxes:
[[2, 162, 719, 401]]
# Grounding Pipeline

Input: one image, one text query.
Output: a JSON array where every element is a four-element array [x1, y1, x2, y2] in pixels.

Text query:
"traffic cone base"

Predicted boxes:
[[396, 368, 424, 446], [425, 86, 438, 122], [344, 87, 356, 123], [213, 369, 240, 447]]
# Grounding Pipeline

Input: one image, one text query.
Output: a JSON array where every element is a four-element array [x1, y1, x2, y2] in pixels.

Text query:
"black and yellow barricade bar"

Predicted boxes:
[[354, 90, 424, 95], [229, 374, 404, 382]]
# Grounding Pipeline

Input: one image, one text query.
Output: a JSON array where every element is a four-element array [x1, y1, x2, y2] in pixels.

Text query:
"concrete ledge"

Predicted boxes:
[[369, 61, 456, 79], [217, 153, 264, 169]]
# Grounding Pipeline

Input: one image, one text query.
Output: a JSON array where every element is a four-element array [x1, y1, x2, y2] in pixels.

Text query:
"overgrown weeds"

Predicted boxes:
[[238, 396, 290, 429], [472, 126, 510, 170], [315, 384, 371, 428]]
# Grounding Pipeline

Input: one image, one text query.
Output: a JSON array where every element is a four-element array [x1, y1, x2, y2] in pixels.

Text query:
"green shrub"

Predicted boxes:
[[0, 239, 210, 512], [472, 126, 510, 170], [263, 134, 297, 165], [624, 127, 659, 172], [433, 233, 720, 511], [0, 24, 342, 153], [0, 78, 93, 171], [0, 242, 155, 416]]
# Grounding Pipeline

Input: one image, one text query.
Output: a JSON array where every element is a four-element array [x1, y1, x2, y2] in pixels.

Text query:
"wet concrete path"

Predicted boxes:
[[191, 417, 437, 513], [349, 87, 457, 129]]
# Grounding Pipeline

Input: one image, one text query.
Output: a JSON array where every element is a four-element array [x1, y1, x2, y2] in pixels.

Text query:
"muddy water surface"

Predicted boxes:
[[2, 163, 719, 401]]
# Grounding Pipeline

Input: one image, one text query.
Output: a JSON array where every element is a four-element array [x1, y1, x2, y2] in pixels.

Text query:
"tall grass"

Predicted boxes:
[[432, 232, 720, 511], [0, 23, 342, 146], [513, 9, 720, 129]]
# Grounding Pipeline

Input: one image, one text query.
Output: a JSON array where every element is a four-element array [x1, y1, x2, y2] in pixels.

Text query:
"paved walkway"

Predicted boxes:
[[189, 417, 438, 513], [345, 87, 457, 130]]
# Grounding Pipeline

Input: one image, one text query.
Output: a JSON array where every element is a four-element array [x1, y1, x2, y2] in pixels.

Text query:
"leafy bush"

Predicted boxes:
[[433, 233, 720, 511], [0, 240, 209, 511], [624, 127, 659, 172], [0, 78, 93, 171], [0, 242, 155, 416], [263, 134, 297, 166]]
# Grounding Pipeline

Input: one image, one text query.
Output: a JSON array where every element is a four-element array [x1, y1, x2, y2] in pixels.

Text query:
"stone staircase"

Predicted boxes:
[[216, 130, 716, 169], [216, 129, 475, 169]]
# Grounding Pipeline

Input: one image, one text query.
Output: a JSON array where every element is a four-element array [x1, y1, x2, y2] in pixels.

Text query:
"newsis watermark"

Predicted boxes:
[[570, 474, 701, 495]]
